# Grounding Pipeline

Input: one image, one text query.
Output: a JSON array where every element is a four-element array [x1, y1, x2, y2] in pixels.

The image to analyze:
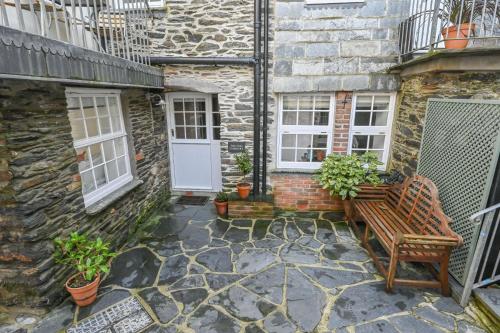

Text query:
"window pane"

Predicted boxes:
[[96, 97, 108, 117], [282, 134, 296, 147], [85, 117, 99, 137], [297, 149, 312, 162], [115, 138, 125, 156], [185, 113, 196, 126], [197, 127, 207, 139], [117, 156, 127, 176], [371, 112, 388, 126], [213, 127, 221, 140], [297, 134, 312, 148], [82, 97, 96, 118], [71, 119, 86, 140], [67, 96, 80, 109], [176, 127, 185, 139], [94, 165, 106, 188], [373, 96, 390, 110], [196, 113, 206, 126], [213, 113, 221, 127], [281, 149, 295, 162], [283, 96, 298, 110], [369, 135, 385, 149], [103, 140, 115, 161], [99, 117, 111, 135], [89, 143, 104, 165], [196, 100, 206, 111], [352, 135, 368, 149], [313, 135, 327, 148], [173, 99, 183, 111], [354, 112, 370, 126], [312, 149, 327, 162], [186, 127, 196, 139], [106, 160, 118, 182], [76, 147, 91, 172], [356, 96, 372, 110], [314, 112, 329, 125], [283, 111, 297, 125], [174, 113, 184, 126], [108, 97, 122, 133], [315, 96, 330, 110], [184, 99, 195, 111], [368, 150, 384, 161], [351, 149, 365, 156], [299, 96, 314, 110], [81, 170, 95, 195], [298, 111, 313, 125]]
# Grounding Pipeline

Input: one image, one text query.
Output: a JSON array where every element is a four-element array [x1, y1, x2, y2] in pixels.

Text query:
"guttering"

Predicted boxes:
[[149, 56, 256, 66]]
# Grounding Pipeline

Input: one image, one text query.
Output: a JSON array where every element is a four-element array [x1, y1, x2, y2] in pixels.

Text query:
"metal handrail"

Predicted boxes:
[[0, 0, 152, 65], [460, 202, 500, 306], [399, 0, 500, 61]]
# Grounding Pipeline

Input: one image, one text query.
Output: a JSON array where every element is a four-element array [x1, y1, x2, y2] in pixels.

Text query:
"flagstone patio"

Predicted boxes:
[[30, 200, 487, 333]]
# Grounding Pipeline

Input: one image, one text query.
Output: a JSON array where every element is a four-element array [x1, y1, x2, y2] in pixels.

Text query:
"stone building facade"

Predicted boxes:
[[0, 80, 169, 307]]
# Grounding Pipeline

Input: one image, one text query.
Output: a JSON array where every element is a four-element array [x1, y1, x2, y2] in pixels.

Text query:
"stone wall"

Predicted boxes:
[[390, 72, 500, 177], [0, 80, 169, 307], [273, 0, 405, 92]]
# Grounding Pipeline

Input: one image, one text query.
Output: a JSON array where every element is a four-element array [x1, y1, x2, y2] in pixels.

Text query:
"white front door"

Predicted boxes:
[[167, 92, 222, 191]]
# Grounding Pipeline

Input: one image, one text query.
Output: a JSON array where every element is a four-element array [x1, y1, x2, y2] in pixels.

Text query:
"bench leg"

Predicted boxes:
[[440, 256, 450, 297], [362, 224, 371, 245], [386, 247, 398, 293]]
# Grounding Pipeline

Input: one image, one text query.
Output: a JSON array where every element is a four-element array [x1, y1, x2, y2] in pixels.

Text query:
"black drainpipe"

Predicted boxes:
[[252, 0, 262, 197], [261, 0, 269, 195]]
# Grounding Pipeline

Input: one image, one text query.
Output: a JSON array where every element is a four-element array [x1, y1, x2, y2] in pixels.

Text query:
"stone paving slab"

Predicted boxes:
[[26, 203, 489, 333]]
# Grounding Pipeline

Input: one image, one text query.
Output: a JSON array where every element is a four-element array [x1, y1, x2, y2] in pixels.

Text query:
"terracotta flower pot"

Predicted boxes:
[[214, 200, 228, 216], [65, 272, 100, 307], [237, 183, 251, 199], [441, 23, 476, 49], [342, 199, 353, 221]]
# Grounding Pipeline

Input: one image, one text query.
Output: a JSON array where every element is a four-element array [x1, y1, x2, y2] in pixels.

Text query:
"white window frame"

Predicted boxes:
[[66, 88, 133, 207], [277, 93, 335, 169], [348, 92, 396, 170]]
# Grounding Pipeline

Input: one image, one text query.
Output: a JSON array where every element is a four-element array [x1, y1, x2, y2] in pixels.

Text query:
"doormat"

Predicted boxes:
[[176, 195, 209, 206]]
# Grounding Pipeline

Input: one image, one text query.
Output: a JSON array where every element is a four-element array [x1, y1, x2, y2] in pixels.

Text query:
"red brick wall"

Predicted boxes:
[[271, 173, 343, 211], [228, 200, 274, 218], [333, 91, 353, 154]]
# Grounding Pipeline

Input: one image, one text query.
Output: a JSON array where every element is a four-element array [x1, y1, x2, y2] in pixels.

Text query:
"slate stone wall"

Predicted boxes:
[[273, 0, 405, 92], [390, 72, 500, 177], [0, 80, 169, 307]]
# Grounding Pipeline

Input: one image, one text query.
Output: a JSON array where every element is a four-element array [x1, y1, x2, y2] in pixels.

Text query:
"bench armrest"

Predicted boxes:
[[395, 232, 463, 247], [355, 184, 392, 200]]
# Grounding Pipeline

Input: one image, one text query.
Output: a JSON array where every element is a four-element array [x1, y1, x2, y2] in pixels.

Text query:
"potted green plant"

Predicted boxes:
[[315, 152, 382, 219], [54, 232, 116, 307], [234, 149, 252, 199], [214, 191, 229, 216], [441, 0, 499, 49]]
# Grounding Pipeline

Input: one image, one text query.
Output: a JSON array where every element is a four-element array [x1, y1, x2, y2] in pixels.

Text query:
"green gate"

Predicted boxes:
[[417, 99, 500, 285]]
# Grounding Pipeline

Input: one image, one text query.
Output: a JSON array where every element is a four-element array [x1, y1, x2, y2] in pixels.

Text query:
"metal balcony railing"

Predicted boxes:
[[460, 202, 500, 306], [0, 0, 152, 64], [399, 0, 500, 60]]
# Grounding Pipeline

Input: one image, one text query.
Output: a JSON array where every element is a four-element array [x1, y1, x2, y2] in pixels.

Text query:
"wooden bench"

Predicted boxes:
[[348, 176, 463, 295]]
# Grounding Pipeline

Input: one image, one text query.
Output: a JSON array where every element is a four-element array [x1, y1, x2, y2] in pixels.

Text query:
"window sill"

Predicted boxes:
[[86, 179, 143, 216], [271, 168, 318, 175]]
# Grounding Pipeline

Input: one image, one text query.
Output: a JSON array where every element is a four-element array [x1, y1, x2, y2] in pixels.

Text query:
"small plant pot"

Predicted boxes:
[[237, 183, 251, 199], [441, 24, 475, 49], [342, 199, 353, 221], [65, 272, 100, 307], [214, 199, 228, 216]]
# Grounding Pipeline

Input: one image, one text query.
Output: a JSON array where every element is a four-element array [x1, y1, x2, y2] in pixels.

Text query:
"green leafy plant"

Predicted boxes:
[[234, 150, 252, 183], [442, 0, 500, 25], [54, 232, 116, 285], [215, 191, 228, 202], [315, 152, 382, 200]]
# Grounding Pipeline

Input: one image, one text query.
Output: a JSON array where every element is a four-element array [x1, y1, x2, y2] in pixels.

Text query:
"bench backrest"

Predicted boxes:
[[385, 176, 452, 237]]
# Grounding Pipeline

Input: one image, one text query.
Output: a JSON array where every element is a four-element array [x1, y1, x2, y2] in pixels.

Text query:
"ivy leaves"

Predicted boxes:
[[314, 152, 382, 200], [54, 232, 116, 282]]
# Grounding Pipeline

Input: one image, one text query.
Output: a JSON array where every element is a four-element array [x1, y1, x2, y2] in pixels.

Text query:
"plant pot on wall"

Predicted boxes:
[[441, 23, 476, 49], [65, 272, 100, 307], [237, 183, 251, 199], [214, 191, 229, 216]]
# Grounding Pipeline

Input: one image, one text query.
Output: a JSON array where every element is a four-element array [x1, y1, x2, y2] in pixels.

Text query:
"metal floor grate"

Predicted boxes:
[[176, 195, 209, 206]]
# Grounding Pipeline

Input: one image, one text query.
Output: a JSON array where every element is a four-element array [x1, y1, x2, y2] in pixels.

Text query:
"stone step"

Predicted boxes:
[[473, 288, 500, 330]]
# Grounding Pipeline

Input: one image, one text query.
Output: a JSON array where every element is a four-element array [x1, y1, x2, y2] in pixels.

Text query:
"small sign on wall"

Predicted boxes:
[[228, 142, 246, 153]]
